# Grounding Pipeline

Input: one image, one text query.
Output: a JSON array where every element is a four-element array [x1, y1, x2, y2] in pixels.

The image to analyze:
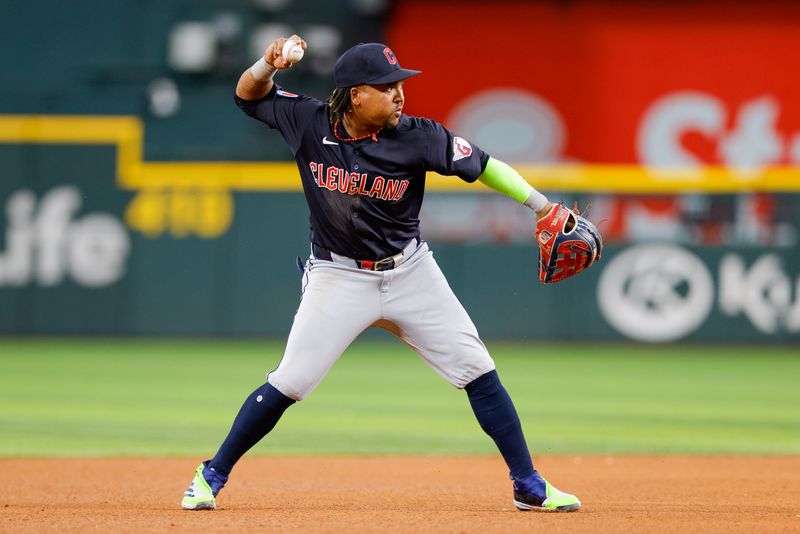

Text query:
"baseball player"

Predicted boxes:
[[183, 35, 600, 513]]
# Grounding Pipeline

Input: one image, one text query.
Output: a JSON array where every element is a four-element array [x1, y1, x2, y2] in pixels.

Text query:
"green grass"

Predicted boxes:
[[0, 338, 798, 457]]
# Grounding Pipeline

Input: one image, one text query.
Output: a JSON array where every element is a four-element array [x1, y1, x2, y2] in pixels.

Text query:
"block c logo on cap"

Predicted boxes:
[[383, 47, 397, 65]]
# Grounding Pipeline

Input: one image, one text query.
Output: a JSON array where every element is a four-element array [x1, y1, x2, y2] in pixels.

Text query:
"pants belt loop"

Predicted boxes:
[[396, 236, 421, 267]]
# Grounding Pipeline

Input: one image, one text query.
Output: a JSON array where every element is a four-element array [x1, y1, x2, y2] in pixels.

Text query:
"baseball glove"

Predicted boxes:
[[535, 203, 603, 284]]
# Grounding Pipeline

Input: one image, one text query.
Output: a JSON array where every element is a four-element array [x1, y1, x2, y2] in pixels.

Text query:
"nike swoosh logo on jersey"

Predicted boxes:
[[322, 136, 339, 146]]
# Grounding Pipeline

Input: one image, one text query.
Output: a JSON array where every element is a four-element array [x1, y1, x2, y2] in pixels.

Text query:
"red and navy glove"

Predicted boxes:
[[535, 203, 603, 284]]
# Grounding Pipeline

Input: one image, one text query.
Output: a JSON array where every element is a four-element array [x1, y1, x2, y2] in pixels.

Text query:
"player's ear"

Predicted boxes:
[[349, 86, 361, 107]]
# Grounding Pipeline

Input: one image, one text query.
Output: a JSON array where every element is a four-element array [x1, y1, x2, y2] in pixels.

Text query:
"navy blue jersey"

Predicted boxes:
[[236, 85, 489, 260]]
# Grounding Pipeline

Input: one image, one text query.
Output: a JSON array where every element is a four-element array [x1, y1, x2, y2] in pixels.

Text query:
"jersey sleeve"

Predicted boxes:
[[421, 120, 489, 183], [234, 84, 325, 152]]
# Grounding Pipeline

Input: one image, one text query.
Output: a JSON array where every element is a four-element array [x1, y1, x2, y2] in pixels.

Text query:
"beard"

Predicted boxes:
[[384, 113, 401, 129]]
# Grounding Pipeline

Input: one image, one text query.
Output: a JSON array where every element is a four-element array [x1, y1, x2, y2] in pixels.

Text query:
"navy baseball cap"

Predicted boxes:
[[334, 43, 421, 88]]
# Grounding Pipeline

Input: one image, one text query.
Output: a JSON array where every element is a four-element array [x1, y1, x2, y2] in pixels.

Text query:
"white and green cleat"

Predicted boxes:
[[182, 461, 224, 510]]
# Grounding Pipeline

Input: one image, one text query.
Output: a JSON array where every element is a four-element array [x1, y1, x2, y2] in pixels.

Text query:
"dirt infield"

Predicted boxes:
[[4, 456, 799, 533]]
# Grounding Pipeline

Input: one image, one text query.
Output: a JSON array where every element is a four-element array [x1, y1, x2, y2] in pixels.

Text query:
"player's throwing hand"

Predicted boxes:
[[265, 34, 307, 70]]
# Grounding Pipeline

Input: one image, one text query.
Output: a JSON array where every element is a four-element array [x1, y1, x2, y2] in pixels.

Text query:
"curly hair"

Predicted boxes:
[[327, 87, 352, 127]]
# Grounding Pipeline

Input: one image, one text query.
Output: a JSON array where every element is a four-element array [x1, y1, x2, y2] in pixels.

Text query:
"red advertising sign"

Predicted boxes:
[[387, 1, 800, 168]]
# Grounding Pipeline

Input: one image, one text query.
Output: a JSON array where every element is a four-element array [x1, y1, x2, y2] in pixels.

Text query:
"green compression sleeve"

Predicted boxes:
[[478, 157, 534, 203]]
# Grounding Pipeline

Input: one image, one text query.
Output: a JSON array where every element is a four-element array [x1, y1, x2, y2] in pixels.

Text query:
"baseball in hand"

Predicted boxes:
[[282, 39, 304, 64]]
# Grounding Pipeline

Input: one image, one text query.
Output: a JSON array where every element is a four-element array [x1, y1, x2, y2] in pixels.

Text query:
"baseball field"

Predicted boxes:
[[3, 338, 799, 532]]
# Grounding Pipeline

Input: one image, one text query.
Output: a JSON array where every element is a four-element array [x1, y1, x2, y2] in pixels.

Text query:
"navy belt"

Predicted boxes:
[[312, 238, 420, 271]]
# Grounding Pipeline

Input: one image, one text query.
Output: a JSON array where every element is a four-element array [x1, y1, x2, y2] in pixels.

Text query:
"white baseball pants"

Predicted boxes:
[[267, 242, 496, 400]]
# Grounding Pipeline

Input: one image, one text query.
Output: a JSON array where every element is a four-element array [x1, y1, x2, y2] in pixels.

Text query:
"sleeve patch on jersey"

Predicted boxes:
[[453, 136, 473, 161], [276, 89, 299, 98]]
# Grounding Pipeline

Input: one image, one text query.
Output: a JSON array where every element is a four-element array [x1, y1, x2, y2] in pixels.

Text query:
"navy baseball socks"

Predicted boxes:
[[465, 370, 580, 512], [182, 382, 295, 510]]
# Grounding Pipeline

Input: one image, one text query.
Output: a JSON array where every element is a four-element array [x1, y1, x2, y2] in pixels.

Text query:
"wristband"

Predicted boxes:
[[523, 189, 549, 213], [250, 57, 276, 81]]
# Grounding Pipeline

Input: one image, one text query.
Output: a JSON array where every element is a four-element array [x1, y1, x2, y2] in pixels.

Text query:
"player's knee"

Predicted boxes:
[[267, 373, 313, 401]]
